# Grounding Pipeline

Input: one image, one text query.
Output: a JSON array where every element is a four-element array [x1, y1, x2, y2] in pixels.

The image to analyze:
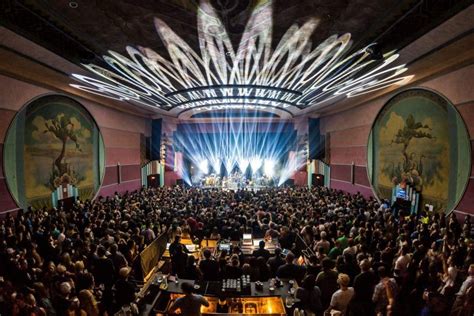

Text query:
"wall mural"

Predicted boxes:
[[368, 89, 471, 213], [4, 95, 105, 210]]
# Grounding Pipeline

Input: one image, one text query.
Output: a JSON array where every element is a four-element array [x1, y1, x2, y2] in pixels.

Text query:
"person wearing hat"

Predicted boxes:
[[168, 282, 209, 316], [326, 273, 354, 316]]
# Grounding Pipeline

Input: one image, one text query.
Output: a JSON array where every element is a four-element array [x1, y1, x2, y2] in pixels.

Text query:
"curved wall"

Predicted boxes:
[[0, 74, 150, 214], [4, 95, 106, 210], [320, 63, 474, 217], [367, 88, 471, 213]]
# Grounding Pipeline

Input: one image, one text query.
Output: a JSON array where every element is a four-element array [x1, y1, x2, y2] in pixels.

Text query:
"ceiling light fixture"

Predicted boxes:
[[69, 2, 78, 9], [70, 0, 413, 113]]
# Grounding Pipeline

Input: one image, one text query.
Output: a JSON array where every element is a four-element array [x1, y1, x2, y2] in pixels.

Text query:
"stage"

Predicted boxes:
[[194, 173, 275, 190]]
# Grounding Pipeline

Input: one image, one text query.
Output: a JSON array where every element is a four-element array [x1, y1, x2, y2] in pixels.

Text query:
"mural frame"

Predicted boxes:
[[366, 87, 472, 215], [2, 93, 106, 210]]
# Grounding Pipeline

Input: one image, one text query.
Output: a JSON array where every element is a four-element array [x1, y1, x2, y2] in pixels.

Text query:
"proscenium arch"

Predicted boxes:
[[177, 105, 294, 120]]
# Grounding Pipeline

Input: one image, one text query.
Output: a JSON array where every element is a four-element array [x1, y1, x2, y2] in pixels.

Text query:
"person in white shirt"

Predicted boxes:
[[450, 264, 474, 315], [315, 231, 331, 254], [394, 245, 411, 278], [326, 273, 354, 316], [440, 255, 457, 295], [457, 264, 474, 296], [342, 239, 357, 256]]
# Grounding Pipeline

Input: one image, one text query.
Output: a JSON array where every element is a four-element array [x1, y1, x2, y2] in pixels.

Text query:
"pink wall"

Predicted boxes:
[[293, 170, 308, 186], [165, 171, 181, 186], [0, 74, 150, 214], [320, 64, 474, 217]]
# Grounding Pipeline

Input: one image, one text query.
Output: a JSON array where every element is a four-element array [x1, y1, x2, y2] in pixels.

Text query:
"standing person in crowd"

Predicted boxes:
[[276, 251, 306, 282], [199, 249, 219, 281], [168, 282, 209, 316], [171, 244, 188, 278], [295, 274, 323, 316], [114, 266, 138, 312], [0, 186, 472, 315], [350, 259, 376, 315], [326, 274, 354, 316], [252, 240, 271, 261], [316, 258, 339, 310], [268, 248, 286, 277], [373, 266, 398, 316]]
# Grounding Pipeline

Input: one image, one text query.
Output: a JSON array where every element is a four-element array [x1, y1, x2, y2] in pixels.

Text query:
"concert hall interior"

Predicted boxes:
[[0, 1, 474, 315]]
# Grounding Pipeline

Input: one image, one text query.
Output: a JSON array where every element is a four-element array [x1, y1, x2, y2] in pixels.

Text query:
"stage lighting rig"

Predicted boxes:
[[70, 0, 413, 114]]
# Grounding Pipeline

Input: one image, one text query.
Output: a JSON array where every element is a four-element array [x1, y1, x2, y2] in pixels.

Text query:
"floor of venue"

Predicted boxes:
[[0, 186, 472, 315]]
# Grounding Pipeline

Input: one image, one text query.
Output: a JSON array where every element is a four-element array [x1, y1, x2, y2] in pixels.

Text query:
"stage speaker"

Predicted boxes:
[[308, 118, 326, 160], [176, 179, 184, 186], [145, 136, 152, 160], [283, 179, 294, 187], [151, 119, 162, 161], [312, 174, 324, 187], [147, 174, 159, 188]]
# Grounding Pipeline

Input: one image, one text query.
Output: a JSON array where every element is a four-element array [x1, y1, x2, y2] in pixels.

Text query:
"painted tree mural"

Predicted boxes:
[[42, 114, 86, 190], [385, 114, 436, 191], [45, 115, 81, 174], [370, 89, 471, 213]]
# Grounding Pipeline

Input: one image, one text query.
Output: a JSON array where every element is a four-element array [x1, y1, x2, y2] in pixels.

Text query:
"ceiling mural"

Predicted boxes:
[[70, 0, 413, 116]]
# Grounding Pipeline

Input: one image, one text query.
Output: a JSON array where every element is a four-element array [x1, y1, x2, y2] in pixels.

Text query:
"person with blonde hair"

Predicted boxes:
[[326, 273, 354, 316], [78, 289, 99, 316]]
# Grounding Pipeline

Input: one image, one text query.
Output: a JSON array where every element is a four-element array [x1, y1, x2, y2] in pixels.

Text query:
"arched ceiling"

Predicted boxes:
[[0, 0, 471, 118]]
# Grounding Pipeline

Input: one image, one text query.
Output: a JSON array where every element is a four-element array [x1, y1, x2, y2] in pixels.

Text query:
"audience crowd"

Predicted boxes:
[[0, 186, 473, 316]]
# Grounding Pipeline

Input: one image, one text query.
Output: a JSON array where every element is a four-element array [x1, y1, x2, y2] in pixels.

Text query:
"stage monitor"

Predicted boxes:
[[219, 243, 231, 252]]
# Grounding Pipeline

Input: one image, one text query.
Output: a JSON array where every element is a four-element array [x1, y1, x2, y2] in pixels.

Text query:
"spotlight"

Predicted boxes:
[[225, 160, 235, 173], [198, 159, 209, 174], [264, 159, 276, 177], [238, 159, 249, 173], [250, 157, 263, 174], [210, 157, 221, 174]]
